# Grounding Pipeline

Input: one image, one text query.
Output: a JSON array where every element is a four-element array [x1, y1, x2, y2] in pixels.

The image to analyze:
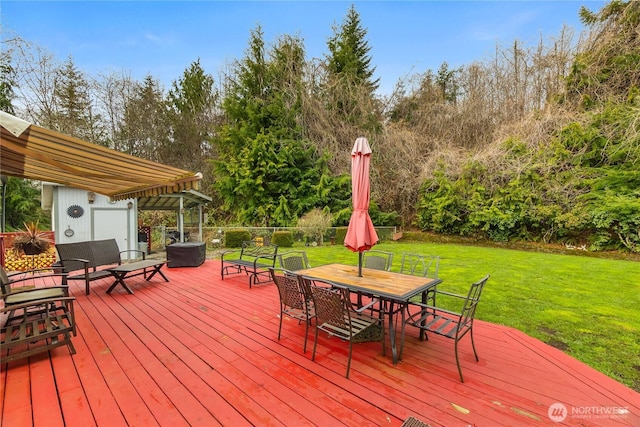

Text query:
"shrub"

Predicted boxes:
[[271, 230, 294, 247], [402, 231, 433, 242], [334, 227, 348, 245], [297, 208, 333, 245], [224, 229, 251, 248]]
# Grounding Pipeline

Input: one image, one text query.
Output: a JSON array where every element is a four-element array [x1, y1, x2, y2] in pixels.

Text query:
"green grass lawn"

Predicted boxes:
[[289, 241, 640, 392]]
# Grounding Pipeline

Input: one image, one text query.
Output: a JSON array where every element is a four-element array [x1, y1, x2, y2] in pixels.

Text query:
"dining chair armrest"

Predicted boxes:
[[355, 298, 380, 313], [432, 289, 467, 300], [407, 301, 462, 318]]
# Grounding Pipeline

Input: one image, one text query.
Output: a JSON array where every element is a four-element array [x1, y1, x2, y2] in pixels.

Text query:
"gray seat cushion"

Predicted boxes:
[[5, 287, 67, 305]]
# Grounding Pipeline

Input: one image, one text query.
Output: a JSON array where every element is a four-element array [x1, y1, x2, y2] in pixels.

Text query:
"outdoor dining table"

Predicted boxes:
[[297, 263, 442, 364]]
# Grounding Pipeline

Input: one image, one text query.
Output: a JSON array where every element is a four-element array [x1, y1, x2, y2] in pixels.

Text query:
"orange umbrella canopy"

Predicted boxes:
[[344, 137, 379, 274]]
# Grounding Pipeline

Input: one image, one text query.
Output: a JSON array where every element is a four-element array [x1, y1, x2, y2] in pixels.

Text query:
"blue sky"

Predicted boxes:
[[2, 1, 606, 96]]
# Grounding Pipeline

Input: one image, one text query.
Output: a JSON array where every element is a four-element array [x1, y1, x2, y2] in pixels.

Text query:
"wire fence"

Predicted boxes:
[[146, 226, 399, 253]]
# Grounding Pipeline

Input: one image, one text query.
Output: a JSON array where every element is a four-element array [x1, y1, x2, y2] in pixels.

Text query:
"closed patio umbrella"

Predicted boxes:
[[344, 137, 379, 277]]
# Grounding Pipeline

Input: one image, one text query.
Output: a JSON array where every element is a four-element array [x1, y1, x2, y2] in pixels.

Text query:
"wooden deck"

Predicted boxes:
[[1, 260, 638, 426]]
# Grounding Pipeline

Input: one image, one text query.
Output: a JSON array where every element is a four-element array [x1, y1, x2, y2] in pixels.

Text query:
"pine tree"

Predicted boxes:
[[118, 75, 168, 161], [52, 57, 104, 144], [326, 4, 379, 90], [324, 4, 382, 133], [164, 59, 218, 177], [0, 53, 16, 114], [213, 28, 347, 226]]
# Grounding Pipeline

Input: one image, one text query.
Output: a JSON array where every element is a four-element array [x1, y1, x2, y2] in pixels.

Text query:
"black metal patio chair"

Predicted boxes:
[[402, 274, 490, 382], [310, 282, 384, 379], [269, 268, 315, 353], [1, 266, 70, 326]]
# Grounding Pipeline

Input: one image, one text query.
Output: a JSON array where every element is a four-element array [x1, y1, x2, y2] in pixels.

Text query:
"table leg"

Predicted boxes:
[[388, 300, 409, 363], [419, 291, 428, 341], [145, 265, 169, 282], [388, 300, 399, 365], [106, 272, 134, 294], [398, 302, 407, 361]]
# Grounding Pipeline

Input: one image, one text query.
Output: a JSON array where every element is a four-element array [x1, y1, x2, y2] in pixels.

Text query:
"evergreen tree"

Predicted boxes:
[[0, 53, 16, 113], [324, 4, 382, 133], [52, 57, 104, 144], [2, 178, 48, 231], [326, 4, 379, 90], [213, 28, 348, 225], [436, 62, 460, 104], [569, 0, 640, 105], [118, 75, 168, 161], [164, 59, 218, 178]]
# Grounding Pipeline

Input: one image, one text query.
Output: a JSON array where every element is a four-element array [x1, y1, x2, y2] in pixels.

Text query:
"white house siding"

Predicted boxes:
[[50, 185, 138, 260]]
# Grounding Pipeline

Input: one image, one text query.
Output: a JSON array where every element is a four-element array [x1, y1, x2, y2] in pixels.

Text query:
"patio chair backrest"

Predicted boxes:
[[459, 274, 489, 330], [311, 285, 351, 333], [400, 253, 440, 278], [0, 267, 10, 296], [278, 251, 311, 271], [362, 250, 393, 271], [55, 241, 95, 271], [270, 268, 307, 312], [296, 274, 315, 301], [56, 239, 122, 273], [91, 239, 122, 267]]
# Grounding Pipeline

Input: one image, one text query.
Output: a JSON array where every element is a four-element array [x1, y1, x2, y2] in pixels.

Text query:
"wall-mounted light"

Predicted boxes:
[[127, 201, 133, 209], [87, 191, 96, 204]]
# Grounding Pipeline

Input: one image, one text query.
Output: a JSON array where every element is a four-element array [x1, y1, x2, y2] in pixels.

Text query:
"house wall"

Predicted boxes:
[[50, 186, 138, 260]]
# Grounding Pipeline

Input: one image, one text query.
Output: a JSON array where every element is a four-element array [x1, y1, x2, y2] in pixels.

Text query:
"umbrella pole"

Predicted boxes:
[[358, 252, 363, 277]]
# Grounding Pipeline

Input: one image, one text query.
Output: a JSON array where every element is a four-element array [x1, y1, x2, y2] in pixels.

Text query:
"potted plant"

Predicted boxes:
[[11, 221, 53, 255]]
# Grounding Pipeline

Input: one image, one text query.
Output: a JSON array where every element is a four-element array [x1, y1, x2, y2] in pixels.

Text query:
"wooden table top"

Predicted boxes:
[[107, 259, 165, 273], [297, 263, 441, 301]]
